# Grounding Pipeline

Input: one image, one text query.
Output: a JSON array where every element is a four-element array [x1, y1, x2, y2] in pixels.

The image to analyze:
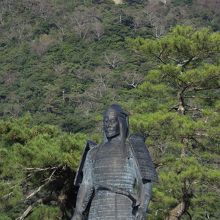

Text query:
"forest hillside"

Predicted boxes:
[[0, 0, 220, 220]]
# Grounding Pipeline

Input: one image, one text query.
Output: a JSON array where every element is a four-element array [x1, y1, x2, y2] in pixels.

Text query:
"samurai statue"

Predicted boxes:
[[72, 104, 157, 220]]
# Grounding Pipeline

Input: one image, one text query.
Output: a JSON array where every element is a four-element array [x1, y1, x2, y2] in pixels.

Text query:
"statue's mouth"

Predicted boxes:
[[106, 129, 115, 133]]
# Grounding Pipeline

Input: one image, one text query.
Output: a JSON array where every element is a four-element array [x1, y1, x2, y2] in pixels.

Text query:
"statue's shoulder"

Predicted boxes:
[[128, 134, 158, 182], [74, 140, 98, 186], [87, 141, 100, 159]]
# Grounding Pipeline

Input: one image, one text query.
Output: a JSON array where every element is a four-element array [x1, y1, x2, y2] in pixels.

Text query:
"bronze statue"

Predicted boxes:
[[72, 104, 157, 220]]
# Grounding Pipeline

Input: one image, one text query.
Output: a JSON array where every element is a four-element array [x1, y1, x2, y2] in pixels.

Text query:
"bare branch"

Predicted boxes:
[[1, 192, 13, 199], [167, 56, 199, 68], [24, 166, 58, 172], [104, 52, 121, 69], [25, 169, 56, 200], [181, 57, 198, 68], [16, 199, 42, 220]]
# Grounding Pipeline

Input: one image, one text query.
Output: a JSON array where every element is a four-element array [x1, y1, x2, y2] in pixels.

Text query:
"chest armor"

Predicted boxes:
[[91, 142, 135, 192]]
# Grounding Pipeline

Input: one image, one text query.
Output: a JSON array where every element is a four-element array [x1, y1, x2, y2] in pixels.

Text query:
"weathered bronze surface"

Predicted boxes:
[[72, 104, 157, 220]]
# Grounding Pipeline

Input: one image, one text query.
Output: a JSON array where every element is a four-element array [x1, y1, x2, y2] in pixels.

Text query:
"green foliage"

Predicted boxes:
[[1, 0, 220, 219], [0, 117, 87, 219], [129, 25, 220, 219], [26, 205, 61, 220], [2, 1, 219, 133]]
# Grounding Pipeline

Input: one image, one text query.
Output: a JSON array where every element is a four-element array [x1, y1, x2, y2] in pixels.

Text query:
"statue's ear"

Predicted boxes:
[[103, 130, 108, 143], [118, 116, 126, 142]]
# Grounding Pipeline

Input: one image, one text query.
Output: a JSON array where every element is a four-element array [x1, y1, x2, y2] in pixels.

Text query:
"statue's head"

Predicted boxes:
[[103, 104, 129, 141]]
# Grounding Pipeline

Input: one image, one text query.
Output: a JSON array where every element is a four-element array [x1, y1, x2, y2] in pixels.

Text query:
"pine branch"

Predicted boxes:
[[152, 52, 166, 64], [194, 86, 220, 92]]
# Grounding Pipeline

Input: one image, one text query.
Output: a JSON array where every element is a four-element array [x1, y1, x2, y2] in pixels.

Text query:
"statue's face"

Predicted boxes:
[[104, 109, 120, 139]]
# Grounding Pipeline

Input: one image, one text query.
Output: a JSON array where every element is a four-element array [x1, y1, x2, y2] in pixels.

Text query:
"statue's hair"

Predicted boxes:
[[104, 104, 128, 119]]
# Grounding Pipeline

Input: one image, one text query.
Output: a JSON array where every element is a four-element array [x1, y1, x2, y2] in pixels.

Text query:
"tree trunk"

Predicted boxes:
[[165, 201, 186, 220], [177, 91, 186, 115]]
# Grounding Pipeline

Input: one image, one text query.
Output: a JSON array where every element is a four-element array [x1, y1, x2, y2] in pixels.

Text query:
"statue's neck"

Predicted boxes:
[[102, 136, 128, 158], [107, 135, 123, 144], [104, 136, 126, 151]]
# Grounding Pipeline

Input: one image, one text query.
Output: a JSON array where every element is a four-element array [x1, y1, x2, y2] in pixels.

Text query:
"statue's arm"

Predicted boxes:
[[139, 181, 152, 215], [130, 155, 153, 219], [72, 152, 94, 220]]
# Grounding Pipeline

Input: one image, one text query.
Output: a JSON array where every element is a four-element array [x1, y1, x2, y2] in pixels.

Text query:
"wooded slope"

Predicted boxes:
[[0, 1, 220, 220]]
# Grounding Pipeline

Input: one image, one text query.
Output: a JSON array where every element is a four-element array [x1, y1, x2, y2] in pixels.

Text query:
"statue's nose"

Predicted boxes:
[[104, 121, 110, 128], [106, 123, 111, 128]]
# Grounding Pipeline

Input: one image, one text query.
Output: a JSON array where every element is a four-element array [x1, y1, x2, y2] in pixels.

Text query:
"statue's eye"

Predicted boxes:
[[104, 119, 109, 124]]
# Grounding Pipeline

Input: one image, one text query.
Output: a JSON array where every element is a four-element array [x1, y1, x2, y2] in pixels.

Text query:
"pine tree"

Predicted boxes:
[[0, 116, 87, 220], [128, 26, 220, 219]]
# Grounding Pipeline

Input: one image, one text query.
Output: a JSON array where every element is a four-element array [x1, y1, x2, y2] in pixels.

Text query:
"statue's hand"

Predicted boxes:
[[71, 211, 83, 220], [136, 206, 145, 220]]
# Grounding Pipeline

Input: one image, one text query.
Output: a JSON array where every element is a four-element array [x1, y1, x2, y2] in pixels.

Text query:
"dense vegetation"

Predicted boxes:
[[0, 0, 220, 219]]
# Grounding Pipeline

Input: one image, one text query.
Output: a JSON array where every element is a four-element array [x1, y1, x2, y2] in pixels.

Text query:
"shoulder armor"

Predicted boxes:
[[129, 134, 158, 182], [74, 140, 97, 186]]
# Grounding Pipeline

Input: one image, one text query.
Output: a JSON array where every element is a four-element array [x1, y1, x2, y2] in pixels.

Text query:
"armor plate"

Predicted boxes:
[[129, 134, 158, 182], [74, 140, 97, 186]]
